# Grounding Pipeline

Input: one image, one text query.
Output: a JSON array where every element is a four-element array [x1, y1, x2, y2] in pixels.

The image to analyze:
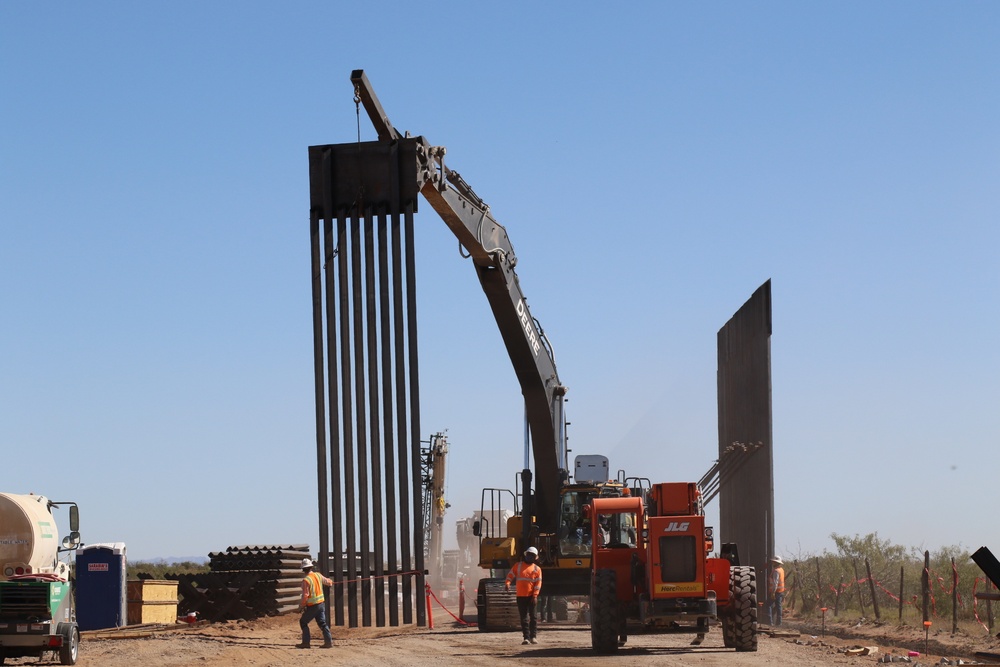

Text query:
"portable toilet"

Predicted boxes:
[[75, 542, 127, 630]]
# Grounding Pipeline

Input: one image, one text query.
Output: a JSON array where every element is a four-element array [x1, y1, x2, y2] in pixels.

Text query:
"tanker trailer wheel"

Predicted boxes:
[[58, 623, 79, 665], [590, 569, 620, 653], [729, 566, 758, 652]]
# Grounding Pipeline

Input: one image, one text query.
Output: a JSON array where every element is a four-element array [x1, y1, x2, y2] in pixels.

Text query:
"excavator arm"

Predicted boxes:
[[350, 70, 567, 532]]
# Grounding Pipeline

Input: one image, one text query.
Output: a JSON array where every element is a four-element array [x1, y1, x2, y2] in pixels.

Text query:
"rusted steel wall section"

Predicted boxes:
[[717, 279, 774, 592], [308, 140, 426, 627]]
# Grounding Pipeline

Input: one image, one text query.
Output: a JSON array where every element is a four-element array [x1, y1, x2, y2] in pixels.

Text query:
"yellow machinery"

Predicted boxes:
[[473, 457, 633, 630]]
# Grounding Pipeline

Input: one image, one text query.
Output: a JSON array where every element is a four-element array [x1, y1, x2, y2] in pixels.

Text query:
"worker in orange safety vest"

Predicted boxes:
[[297, 558, 334, 649], [767, 555, 786, 627], [505, 546, 542, 645]]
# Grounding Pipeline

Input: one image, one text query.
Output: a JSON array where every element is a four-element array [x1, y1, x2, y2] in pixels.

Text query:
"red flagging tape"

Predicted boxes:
[[426, 586, 477, 626]]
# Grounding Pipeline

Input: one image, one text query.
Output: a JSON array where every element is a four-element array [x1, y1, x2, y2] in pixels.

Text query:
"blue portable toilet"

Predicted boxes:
[[75, 542, 127, 630]]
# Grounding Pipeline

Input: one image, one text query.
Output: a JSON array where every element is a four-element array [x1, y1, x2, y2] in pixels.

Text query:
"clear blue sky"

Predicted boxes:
[[2, 3, 997, 562]]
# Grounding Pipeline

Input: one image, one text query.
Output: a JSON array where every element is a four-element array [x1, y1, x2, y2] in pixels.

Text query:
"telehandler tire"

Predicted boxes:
[[728, 565, 758, 652], [590, 568, 620, 653], [721, 610, 736, 648]]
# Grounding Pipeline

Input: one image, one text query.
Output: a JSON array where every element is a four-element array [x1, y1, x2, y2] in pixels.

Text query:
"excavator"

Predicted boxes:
[[349, 70, 623, 630]]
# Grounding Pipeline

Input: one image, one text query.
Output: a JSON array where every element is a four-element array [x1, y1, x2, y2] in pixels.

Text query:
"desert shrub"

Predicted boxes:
[[782, 534, 995, 630]]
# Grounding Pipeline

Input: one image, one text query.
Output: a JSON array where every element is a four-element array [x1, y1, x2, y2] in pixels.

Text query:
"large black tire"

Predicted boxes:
[[728, 566, 758, 652], [58, 623, 79, 665], [590, 569, 620, 653], [721, 611, 736, 648]]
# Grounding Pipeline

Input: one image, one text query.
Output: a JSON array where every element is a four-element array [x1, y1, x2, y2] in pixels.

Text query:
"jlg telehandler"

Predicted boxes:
[[587, 482, 757, 653]]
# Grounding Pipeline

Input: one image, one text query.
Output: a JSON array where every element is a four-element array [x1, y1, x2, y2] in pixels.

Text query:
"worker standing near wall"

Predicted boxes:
[[768, 555, 786, 627], [505, 546, 542, 645], [297, 558, 334, 649]]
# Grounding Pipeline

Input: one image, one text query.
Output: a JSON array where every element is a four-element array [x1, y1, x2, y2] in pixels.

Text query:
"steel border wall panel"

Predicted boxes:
[[717, 280, 774, 587], [308, 140, 425, 627]]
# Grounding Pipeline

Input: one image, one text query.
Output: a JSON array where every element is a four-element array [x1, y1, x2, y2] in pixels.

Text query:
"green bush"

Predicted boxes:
[[127, 560, 209, 580]]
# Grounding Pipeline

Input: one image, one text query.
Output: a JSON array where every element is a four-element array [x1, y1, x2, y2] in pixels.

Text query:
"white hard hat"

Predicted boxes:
[[525, 546, 538, 556], [771, 555, 783, 565], [301, 558, 315, 569]]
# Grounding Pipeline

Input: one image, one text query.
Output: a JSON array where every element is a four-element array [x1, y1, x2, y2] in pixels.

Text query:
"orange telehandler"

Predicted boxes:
[[587, 482, 757, 653]]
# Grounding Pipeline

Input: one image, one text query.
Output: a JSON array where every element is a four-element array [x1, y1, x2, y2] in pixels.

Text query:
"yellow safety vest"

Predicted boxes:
[[304, 571, 326, 606]]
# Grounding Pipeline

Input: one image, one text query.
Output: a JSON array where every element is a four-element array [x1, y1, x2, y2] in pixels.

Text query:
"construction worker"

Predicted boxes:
[[768, 555, 786, 627], [505, 546, 542, 645], [297, 558, 334, 649]]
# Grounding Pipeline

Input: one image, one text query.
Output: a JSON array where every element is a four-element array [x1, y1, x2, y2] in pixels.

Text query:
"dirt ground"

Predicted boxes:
[[7, 611, 999, 667]]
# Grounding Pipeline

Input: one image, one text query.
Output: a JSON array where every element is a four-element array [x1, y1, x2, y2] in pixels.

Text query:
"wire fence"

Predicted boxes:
[[781, 551, 998, 634]]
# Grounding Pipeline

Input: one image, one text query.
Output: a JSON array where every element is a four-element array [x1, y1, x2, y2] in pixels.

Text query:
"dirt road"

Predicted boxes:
[[7, 614, 987, 667]]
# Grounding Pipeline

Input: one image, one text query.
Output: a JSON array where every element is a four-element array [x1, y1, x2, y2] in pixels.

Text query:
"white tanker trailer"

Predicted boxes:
[[0, 492, 81, 665]]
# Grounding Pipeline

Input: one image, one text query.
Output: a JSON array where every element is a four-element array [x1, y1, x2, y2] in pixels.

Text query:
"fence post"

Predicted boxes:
[[865, 558, 881, 621], [788, 566, 797, 611], [815, 557, 823, 609], [898, 566, 904, 623], [834, 576, 843, 617], [988, 581, 995, 631], [952, 557, 958, 634], [853, 558, 867, 618], [922, 551, 930, 623]]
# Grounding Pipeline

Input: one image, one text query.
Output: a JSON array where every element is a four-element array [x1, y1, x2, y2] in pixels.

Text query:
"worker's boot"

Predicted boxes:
[[321, 641, 333, 649], [295, 642, 311, 649]]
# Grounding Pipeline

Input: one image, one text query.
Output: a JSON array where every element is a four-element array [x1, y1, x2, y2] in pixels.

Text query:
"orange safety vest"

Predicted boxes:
[[770, 566, 785, 595], [505, 561, 542, 598], [304, 571, 326, 606]]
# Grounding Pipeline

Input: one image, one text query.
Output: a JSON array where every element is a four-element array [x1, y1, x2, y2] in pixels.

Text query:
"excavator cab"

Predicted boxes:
[[556, 482, 627, 553], [557, 490, 594, 557]]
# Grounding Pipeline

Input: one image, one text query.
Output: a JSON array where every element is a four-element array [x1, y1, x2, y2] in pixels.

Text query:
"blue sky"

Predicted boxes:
[[2, 3, 997, 562]]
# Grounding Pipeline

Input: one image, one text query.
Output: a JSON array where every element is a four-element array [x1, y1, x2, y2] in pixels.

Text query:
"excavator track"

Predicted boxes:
[[476, 578, 521, 632]]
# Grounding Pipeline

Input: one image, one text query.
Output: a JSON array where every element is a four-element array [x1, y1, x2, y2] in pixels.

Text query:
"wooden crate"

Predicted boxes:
[[127, 580, 179, 625]]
